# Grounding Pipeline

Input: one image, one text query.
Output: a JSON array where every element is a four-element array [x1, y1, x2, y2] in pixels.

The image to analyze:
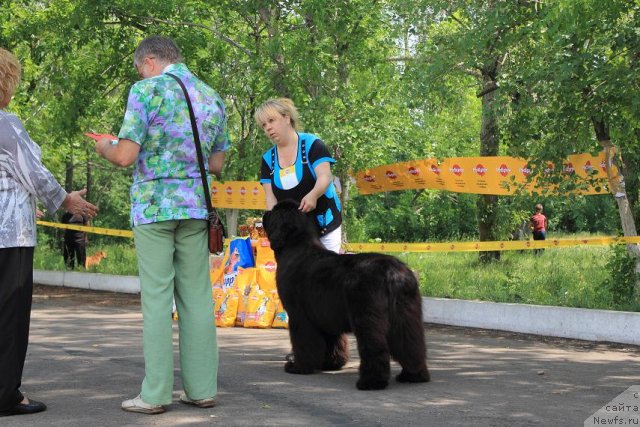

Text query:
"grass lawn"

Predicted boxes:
[[34, 241, 139, 276], [403, 246, 639, 311]]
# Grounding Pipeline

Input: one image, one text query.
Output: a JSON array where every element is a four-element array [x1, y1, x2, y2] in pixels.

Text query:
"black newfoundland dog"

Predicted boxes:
[[263, 200, 430, 390]]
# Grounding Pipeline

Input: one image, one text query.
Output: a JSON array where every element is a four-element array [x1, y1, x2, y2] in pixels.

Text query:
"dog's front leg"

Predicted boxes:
[[286, 316, 326, 375]]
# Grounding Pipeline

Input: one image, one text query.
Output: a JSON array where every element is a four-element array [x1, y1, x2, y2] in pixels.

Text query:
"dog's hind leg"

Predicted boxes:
[[321, 333, 349, 371], [389, 287, 430, 383], [349, 298, 391, 390]]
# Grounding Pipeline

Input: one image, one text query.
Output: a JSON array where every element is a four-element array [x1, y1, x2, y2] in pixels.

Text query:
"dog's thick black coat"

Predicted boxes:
[[263, 200, 430, 390]]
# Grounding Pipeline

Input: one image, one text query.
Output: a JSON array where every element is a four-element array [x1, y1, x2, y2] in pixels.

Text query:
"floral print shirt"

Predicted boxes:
[[118, 63, 230, 227], [0, 111, 67, 248]]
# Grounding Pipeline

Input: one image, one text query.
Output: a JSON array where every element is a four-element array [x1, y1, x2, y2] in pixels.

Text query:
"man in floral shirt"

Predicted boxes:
[[95, 35, 229, 415]]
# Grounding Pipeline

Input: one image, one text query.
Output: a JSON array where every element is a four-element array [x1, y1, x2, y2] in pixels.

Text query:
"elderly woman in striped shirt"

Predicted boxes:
[[0, 47, 98, 418]]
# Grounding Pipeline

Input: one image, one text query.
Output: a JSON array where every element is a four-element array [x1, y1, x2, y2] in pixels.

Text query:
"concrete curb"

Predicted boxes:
[[33, 270, 639, 345], [33, 269, 139, 294], [423, 297, 640, 346]]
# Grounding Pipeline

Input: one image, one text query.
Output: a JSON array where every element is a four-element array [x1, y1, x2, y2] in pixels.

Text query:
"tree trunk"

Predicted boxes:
[[225, 208, 239, 238], [85, 147, 92, 201], [626, 128, 640, 226], [478, 73, 501, 262], [592, 118, 640, 292], [338, 170, 350, 246], [64, 158, 74, 193]]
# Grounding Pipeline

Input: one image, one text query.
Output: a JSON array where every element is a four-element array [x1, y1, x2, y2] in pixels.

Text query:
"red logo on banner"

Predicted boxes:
[[430, 165, 441, 175], [450, 165, 463, 176], [497, 164, 510, 177], [240, 186, 246, 195], [252, 186, 260, 196], [363, 174, 375, 183], [265, 261, 276, 272], [520, 165, 531, 176], [544, 163, 555, 174], [408, 166, 420, 176], [212, 186, 219, 195], [473, 164, 487, 176], [564, 162, 575, 174], [225, 186, 233, 195], [600, 161, 607, 172], [583, 161, 593, 173], [385, 170, 397, 180]]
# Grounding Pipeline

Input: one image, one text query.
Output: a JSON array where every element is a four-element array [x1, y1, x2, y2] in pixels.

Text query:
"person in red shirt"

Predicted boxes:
[[530, 204, 547, 254]]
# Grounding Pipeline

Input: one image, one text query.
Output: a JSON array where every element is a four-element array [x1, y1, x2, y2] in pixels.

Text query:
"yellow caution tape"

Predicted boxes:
[[344, 237, 640, 253], [37, 220, 133, 238], [38, 221, 640, 252]]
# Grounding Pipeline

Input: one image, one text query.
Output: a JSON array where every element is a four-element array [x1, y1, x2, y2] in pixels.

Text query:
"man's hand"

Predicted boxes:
[[35, 208, 44, 219], [62, 189, 99, 219], [95, 137, 112, 158]]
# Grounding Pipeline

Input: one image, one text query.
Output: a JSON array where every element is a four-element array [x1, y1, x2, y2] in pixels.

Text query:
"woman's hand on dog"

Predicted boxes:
[[299, 193, 318, 213]]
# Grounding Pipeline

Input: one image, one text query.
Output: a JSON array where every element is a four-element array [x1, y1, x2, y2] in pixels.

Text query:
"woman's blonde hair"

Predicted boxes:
[[254, 98, 302, 130], [0, 48, 21, 104]]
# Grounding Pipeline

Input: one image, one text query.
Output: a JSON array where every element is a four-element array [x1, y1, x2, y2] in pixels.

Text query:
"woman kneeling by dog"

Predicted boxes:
[[256, 98, 342, 254]]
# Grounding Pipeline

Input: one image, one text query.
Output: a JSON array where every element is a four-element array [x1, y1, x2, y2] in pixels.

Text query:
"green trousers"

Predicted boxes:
[[133, 219, 217, 405]]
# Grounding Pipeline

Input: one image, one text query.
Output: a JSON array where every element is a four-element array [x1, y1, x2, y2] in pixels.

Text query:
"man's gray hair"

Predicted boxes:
[[134, 35, 183, 66]]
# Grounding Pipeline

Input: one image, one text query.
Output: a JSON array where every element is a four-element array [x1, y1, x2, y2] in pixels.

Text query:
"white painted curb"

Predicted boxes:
[[33, 270, 639, 345], [423, 297, 640, 346], [33, 269, 139, 294]]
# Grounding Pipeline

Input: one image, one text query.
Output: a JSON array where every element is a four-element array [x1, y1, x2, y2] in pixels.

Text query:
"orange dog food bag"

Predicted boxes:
[[214, 287, 239, 327], [271, 299, 289, 329], [244, 288, 278, 328]]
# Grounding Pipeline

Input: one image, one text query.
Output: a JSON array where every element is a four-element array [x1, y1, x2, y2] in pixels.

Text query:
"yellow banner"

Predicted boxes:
[[354, 152, 611, 196], [211, 181, 267, 210], [208, 153, 611, 208]]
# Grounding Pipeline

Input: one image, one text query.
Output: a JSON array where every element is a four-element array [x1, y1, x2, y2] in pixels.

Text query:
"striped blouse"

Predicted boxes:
[[0, 110, 66, 248]]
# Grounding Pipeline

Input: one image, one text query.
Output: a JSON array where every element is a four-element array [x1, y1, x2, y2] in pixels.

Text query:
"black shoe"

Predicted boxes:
[[0, 399, 47, 416], [285, 352, 295, 363]]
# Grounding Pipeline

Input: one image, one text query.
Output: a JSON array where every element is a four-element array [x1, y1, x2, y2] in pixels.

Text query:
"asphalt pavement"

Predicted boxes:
[[3, 285, 639, 426]]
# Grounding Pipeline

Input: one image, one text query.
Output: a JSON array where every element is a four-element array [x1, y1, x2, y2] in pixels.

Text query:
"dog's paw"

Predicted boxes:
[[356, 377, 389, 390], [284, 361, 314, 375], [396, 368, 430, 383], [321, 361, 344, 371]]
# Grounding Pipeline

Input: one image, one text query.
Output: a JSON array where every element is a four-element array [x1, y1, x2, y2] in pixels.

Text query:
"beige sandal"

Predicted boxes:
[[179, 393, 216, 408]]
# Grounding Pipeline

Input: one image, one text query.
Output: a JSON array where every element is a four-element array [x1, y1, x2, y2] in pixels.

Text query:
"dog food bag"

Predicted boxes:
[[233, 268, 256, 326], [236, 283, 259, 327], [218, 237, 255, 292], [227, 237, 255, 270], [234, 267, 256, 295], [209, 253, 225, 288], [244, 288, 278, 328], [213, 286, 240, 327], [211, 243, 234, 289], [271, 299, 289, 329], [255, 238, 275, 266], [257, 262, 277, 292]]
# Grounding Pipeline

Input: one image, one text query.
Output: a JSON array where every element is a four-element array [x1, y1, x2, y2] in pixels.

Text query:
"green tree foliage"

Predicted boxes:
[[0, 0, 633, 251]]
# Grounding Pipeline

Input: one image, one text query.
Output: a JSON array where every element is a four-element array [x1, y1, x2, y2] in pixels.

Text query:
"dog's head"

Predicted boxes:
[[263, 200, 317, 252]]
